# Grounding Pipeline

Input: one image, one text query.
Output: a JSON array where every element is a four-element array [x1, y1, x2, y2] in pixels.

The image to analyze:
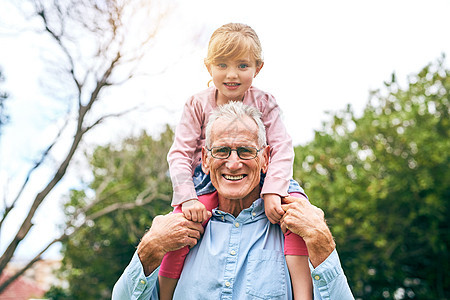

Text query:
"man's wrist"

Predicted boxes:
[[303, 227, 336, 268], [137, 235, 166, 276]]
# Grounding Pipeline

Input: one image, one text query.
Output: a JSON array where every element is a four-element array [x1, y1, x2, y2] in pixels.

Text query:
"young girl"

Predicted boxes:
[[159, 23, 312, 299]]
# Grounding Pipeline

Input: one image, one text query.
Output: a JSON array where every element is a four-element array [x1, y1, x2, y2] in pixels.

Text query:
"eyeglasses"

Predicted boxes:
[[207, 146, 263, 160]]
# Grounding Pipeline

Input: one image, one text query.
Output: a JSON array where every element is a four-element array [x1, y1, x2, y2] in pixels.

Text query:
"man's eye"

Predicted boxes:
[[212, 147, 230, 158], [216, 147, 230, 153], [238, 147, 252, 153]]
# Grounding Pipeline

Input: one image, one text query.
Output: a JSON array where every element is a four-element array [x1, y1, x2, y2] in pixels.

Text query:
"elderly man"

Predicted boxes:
[[112, 102, 354, 299]]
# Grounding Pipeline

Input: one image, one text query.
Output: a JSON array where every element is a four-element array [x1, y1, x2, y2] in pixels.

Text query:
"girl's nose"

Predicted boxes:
[[226, 67, 238, 79]]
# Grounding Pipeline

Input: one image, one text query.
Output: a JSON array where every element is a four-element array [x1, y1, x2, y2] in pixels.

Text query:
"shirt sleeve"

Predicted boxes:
[[260, 93, 294, 197], [112, 251, 160, 300], [309, 249, 355, 300], [167, 97, 204, 206]]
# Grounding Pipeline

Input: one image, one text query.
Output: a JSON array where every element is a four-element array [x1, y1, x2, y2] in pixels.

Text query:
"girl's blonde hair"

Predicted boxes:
[[204, 23, 263, 68]]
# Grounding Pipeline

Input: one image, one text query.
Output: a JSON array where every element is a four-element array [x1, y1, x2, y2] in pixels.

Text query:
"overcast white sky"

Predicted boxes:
[[1, 0, 450, 259]]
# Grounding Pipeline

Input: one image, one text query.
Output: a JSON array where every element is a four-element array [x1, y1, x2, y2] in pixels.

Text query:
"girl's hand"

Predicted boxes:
[[263, 194, 284, 224], [182, 199, 211, 223]]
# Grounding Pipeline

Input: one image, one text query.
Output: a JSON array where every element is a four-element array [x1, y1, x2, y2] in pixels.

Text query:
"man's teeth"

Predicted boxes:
[[224, 175, 244, 181]]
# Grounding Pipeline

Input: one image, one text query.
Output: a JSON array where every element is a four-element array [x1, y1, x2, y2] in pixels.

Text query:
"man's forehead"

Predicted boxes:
[[212, 115, 257, 132], [211, 115, 258, 143]]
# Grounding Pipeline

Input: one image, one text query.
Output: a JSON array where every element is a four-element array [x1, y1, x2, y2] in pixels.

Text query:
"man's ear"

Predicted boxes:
[[261, 145, 270, 173], [201, 147, 210, 174]]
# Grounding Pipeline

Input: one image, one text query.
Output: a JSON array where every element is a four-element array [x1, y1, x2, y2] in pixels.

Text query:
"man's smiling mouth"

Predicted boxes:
[[224, 174, 245, 181]]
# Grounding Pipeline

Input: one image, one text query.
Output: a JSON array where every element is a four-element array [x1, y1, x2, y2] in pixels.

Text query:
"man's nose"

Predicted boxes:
[[225, 151, 242, 169]]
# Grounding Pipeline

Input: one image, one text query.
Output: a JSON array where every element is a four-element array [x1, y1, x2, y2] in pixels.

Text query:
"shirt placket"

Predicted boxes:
[[221, 217, 242, 300]]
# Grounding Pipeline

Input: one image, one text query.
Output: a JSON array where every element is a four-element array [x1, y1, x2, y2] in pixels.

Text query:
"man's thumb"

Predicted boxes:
[[281, 196, 294, 204]]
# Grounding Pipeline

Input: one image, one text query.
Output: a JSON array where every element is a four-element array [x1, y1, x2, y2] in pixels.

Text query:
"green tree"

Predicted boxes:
[[48, 127, 174, 299], [293, 57, 449, 299]]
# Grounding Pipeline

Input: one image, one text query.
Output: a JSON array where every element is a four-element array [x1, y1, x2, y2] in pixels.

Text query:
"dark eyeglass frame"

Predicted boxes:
[[207, 146, 264, 160]]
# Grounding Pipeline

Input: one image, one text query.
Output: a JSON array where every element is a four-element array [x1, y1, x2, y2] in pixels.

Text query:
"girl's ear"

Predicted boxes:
[[201, 147, 210, 174], [205, 62, 212, 76], [254, 62, 264, 78]]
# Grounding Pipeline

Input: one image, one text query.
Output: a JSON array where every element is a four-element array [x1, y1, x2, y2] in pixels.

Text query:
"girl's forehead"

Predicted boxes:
[[216, 40, 255, 58], [217, 55, 253, 63]]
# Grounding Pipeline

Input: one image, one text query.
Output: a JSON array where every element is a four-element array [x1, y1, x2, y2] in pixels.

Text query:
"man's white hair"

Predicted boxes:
[[205, 101, 266, 148]]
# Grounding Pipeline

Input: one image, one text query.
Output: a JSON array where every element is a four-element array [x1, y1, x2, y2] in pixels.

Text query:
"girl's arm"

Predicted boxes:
[[286, 255, 313, 300], [168, 97, 205, 206], [285, 192, 312, 299], [259, 93, 295, 197]]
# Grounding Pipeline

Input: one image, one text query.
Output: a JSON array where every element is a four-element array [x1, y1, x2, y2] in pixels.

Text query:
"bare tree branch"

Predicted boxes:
[[0, 0, 172, 291], [0, 116, 70, 229]]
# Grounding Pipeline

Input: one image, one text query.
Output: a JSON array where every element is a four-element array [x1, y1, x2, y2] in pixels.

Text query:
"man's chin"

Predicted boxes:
[[219, 191, 246, 200]]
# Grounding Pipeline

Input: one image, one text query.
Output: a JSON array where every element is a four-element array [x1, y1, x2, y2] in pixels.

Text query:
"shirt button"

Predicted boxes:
[[314, 275, 320, 281], [225, 281, 231, 287], [230, 250, 236, 255], [234, 222, 240, 227], [252, 212, 256, 216], [140, 279, 146, 285]]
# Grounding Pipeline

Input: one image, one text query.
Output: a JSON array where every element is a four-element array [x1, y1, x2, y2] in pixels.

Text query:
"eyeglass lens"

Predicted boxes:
[[211, 147, 257, 159]]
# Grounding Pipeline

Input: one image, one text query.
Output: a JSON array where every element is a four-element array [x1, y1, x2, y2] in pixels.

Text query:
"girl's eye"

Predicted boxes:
[[218, 63, 227, 68], [238, 64, 248, 69]]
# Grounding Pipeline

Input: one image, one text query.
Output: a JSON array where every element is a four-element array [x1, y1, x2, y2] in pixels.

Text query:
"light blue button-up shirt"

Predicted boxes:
[[112, 198, 354, 299]]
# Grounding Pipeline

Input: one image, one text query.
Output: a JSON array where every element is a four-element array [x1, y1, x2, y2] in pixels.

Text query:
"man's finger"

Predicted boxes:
[[279, 220, 288, 233], [186, 236, 199, 248], [186, 228, 201, 240], [185, 220, 204, 234], [281, 196, 295, 204], [281, 203, 298, 212]]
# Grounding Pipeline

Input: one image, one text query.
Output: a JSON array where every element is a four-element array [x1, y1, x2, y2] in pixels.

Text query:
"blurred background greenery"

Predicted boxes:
[[48, 58, 449, 299], [0, 0, 449, 299]]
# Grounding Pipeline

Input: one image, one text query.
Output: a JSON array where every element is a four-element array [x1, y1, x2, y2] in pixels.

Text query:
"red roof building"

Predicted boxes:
[[0, 272, 46, 300]]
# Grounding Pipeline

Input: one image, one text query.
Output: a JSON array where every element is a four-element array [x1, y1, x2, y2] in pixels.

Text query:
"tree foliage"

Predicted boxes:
[[48, 127, 174, 299], [293, 57, 449, 299]]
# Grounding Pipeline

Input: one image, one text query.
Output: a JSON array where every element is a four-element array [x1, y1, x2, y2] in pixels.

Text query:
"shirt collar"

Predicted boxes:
[[212, 198, 266, 223]]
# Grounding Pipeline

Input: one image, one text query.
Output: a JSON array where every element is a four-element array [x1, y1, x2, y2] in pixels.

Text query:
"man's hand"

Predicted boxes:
[[263, 193, 284, 224], [280, 196, 336, 268], [137, 213, 204, 275], [182, 199, 212, 223]]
